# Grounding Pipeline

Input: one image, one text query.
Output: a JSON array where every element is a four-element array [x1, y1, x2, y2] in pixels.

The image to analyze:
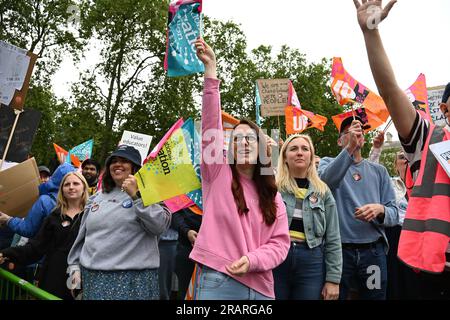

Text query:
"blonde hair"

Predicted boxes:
[[56, 171, 89, 215], [276, 134, 328, 197]]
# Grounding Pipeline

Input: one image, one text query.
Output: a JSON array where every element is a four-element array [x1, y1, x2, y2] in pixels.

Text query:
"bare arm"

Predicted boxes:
[[354, 0, 416, 139]]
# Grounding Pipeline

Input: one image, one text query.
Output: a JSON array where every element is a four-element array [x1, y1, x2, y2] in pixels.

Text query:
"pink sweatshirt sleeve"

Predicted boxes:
[[201, 78, 225, 182], [246, 196, 290, 272]]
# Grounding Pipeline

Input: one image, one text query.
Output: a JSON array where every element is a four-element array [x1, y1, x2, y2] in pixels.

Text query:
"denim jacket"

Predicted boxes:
[[280, 185, 342, 284]]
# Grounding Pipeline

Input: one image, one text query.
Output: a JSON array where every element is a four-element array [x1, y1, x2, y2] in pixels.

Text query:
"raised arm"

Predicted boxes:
[[353, 0, 416, 139], [195, 38, 225, 181]]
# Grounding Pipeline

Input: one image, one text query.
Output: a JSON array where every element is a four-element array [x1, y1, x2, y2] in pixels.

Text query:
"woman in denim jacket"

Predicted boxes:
[[273, 134, 342, 300]]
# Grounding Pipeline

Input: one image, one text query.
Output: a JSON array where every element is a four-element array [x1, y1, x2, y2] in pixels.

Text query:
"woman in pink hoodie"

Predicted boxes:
[[188, 38, 290, 300]]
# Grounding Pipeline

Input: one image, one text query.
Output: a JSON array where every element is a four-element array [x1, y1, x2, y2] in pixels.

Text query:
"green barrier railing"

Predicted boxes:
[[0, 267, 61, 300]]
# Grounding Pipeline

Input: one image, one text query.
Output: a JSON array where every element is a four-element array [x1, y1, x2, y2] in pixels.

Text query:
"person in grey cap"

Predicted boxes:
[[318, 113, 398, 300], [67, 145, 171, 300], [352, 0, 449, 299], [38, 165, 51, 184]]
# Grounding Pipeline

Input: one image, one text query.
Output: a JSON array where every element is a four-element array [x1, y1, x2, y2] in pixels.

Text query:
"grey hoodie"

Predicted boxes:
[[67, 188, 171, 273]]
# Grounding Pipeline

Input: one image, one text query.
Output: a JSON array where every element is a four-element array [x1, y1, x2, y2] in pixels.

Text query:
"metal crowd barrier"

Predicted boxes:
[[0, 267, 61, 300]]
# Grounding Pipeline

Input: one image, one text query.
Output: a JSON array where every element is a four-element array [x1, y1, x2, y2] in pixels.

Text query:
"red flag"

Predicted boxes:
[[332, 107, 384, 134], [288, 81, 302, 109], [53, 143, 68, 164], [405, 74, 432, 122], [285, 106, 328, 135], [331, 57, 390, 123]]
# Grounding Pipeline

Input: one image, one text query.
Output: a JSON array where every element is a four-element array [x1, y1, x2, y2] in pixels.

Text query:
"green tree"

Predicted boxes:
[[1, 0, 86, 165], [0, 0, 84, 85], [71, 0, 168, 161]]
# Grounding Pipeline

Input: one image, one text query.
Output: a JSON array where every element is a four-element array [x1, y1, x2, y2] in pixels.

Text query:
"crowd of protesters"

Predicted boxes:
[[0, 0, 449, 300]]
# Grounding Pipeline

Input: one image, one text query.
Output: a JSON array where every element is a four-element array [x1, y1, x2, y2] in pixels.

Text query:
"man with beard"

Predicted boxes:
[[81, 159, 101, 196]]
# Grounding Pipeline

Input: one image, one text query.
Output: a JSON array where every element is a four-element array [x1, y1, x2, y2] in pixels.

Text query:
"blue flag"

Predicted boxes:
[[181, 118, 203, 209], [66, 139, 93, 164], [255, 83, 262, 126], [165, 1, 204, 77]]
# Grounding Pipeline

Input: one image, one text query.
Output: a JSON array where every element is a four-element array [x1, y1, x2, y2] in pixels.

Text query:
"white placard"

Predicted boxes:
[[0, 41, 30, 105], [429, 140, 450, 178], [119, 130, 153, 165], [428, 86, 446, 127]]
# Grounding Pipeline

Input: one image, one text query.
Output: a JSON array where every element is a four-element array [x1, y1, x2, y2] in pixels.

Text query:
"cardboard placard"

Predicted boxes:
[[0, 157, 40, 218], [428, 85, 446, 127], [0, 105, 42, 162], [256, 79, 290, 117]]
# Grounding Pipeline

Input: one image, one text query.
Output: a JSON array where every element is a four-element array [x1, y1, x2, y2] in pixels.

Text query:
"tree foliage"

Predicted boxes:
[[1, 0, 376, 166]]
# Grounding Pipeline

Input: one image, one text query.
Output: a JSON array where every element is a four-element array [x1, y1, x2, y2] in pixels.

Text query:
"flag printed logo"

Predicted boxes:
[[285, 106, 327, 135]]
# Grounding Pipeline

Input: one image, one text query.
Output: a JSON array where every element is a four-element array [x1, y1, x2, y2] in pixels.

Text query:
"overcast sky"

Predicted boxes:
[[204, 0, 449, 90], [53, 0, 450, 96], [52, 0, 449, 138]]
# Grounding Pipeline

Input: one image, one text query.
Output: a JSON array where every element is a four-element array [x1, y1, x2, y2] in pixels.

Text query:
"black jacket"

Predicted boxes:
[[171, 209, 202, 248], [0, 208, 83, 300]]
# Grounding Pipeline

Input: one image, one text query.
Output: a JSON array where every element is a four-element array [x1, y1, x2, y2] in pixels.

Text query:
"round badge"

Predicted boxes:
[[309, 195, 318, 204], [122, 199, 133, 209], [352, 172, 362, 182], [91, 203, 100, 212], [61, 221, 71, 227]]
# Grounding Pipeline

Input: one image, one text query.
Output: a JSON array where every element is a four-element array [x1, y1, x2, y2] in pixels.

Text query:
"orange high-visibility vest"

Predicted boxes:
[[398, 125, 450, 273]]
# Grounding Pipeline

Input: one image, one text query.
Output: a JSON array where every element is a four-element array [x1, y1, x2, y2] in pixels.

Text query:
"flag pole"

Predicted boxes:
[[382, 118, 393, 134]]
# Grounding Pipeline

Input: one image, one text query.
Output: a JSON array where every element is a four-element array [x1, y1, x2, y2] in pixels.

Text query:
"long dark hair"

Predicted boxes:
[[226, 119, 278, 226]]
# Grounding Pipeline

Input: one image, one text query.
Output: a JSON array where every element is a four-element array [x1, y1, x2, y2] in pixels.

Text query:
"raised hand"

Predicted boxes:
[[345, 120, 364, 154], [372, 130, 385, 149], [194, 37, 217, 79], [353, 0, 397, 32]]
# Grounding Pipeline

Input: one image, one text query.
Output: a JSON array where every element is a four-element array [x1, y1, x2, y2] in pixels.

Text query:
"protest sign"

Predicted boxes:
[[256, 79, 290, 117], [0, 41, 38, 110], [429, 140, 450, 179], [0, 157, 40, 218], [136, 120, 201, 206], [0, 106, 41, 163], [119, 131, 152, 165], [428, 85, 446, 127]]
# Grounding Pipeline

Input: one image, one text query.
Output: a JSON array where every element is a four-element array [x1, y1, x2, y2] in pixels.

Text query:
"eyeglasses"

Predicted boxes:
[[397, 154, 406, 160], [233, 134, 258, 144]]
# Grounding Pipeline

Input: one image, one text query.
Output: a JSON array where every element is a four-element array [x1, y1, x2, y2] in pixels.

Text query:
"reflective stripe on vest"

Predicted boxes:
[[399, 125, 450, 273], [410, 127, 450, 198]]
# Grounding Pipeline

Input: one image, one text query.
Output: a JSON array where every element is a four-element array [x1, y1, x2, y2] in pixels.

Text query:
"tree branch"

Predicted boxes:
[[121, 55, 156, 93]]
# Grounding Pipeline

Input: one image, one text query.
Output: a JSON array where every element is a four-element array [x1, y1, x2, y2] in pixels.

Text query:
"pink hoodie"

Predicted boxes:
[[189, 78, 290, 298]]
